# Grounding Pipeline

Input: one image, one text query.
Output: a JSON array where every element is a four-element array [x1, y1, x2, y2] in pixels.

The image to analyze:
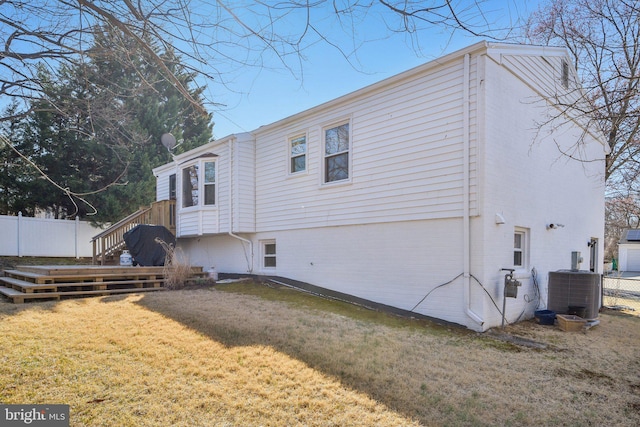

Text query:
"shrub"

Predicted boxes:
[[155, 238, 192, 290]]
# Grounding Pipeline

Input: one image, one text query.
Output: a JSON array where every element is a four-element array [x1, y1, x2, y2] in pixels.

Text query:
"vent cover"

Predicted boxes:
[[548, 271, 600, 319]]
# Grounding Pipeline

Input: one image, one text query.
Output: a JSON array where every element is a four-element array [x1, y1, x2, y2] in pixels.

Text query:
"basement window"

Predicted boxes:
[[262, 240, 276, 269], [514, 228, 528, 269]]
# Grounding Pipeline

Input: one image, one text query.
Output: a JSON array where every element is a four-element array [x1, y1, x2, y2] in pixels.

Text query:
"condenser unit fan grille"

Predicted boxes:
[[548, 271, 600, 320]]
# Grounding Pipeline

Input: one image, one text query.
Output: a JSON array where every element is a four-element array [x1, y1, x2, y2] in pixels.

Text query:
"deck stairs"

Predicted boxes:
[[92, 199, 176, 265], [0, 264, 205, 303]]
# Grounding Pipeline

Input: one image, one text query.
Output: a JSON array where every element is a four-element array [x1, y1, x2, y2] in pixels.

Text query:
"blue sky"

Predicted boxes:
[[204, 1, 542, 139]]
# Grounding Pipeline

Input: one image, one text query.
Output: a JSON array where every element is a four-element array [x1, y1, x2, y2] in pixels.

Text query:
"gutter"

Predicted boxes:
[[463, 53, 484, 327]]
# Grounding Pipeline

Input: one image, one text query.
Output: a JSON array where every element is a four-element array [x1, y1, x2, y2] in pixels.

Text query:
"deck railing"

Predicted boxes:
[[91, 200, 176, 265]]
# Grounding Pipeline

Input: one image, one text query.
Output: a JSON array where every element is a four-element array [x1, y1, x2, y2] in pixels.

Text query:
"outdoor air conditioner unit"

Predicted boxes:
[[548, 270, 601, 320]]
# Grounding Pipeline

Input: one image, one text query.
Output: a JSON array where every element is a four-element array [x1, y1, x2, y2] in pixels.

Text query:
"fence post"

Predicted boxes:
[[75, 216, 80, 259], [17, 211, 22, 257]]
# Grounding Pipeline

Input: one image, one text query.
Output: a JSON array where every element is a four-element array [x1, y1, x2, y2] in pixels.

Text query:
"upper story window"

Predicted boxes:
[[169, 174, 176, 200], [182, 160, 216, 208], [324, 121, 350, 183], [290, 135, 307, 174], [204, 161, 216, 205]]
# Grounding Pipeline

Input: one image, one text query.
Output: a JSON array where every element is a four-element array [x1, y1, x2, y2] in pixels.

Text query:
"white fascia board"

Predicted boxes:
[[485, 42, 569, 63]]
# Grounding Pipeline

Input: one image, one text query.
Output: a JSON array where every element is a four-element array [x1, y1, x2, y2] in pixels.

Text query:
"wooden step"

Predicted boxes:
[[0, 276, 57, 292], [0, 286, 60, 303], [14, 265, 200, 276], [1, 264, 203, 304], [3, 269, 50, 284], [0, 276, 165, 293], [0, 285, 164, 303]]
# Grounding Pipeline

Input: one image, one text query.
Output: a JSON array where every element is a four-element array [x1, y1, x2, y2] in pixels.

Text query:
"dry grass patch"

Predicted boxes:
[[140, 282, 640, 426], [1, 280, 640, 426], [0, 294, 418, 426]]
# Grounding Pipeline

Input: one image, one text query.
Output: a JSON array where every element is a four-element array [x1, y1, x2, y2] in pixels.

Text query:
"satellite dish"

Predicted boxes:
[[161, 133, 177, 151]]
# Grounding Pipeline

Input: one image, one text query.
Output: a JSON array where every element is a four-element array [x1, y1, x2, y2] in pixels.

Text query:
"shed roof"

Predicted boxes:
[[619, 229, 640, 244]]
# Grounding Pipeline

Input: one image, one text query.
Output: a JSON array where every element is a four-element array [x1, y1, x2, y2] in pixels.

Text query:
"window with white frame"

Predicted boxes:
[[514, 228, 528, 269], [169, 174, 176, 200], [324, 121, 350, 183], [290, 135, 307, 174], [182, 160, 216, 208], [203, 161, 215, 205], [182, 164, 198, 207], [262, 240, 276, 269]]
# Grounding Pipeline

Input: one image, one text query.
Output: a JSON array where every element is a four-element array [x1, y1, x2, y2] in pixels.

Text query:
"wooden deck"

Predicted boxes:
[[0, 265, 205, 303]]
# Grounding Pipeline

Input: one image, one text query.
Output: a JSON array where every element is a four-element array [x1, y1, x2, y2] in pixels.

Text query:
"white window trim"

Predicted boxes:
[[287, 131, 309, 176], [321, 118, 352, 187], [261, 239, 277, 271], [514, 227, 529, 272], [179, 158, 217, 212]]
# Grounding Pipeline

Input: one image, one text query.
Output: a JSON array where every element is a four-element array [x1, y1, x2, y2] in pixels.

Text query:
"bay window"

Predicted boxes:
[[182, 160, 216, 208]]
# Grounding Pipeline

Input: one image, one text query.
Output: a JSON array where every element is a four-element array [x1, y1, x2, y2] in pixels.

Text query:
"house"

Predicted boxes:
[[617, 229, 640, 271], [153, 41, 607, 331]]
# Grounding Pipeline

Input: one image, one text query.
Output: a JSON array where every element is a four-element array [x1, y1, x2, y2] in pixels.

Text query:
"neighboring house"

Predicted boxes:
[[617, 229, 640, 271], [153, 41, 607, 331]]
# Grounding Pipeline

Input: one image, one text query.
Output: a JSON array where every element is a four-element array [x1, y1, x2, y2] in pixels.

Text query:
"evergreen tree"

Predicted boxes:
[[14, 25, 212, 222], [0, 102, 40, 216]]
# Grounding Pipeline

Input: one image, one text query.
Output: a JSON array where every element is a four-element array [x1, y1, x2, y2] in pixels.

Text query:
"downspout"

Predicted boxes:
[[171, 153, 180, 238], [463, 53, 484, 327], [227, 138, 254, 273]]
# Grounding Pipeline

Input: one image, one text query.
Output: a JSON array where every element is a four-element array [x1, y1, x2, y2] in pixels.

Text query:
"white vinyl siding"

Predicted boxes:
[[168, 134, 255, 237], [254, 55, 478, 232], [154, 166, 174, 201], [159, 43, 607, 331], [495, 52, 594, 133], [231, 134, 256, 233]]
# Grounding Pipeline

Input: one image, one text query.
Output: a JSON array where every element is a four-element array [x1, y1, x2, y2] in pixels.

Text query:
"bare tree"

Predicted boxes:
[[605, 193, 640, 262], [0, 0, 512, 214], [526, 0, 640, 191], [526, 0, 640, 255], [0, 1, 513, 121]]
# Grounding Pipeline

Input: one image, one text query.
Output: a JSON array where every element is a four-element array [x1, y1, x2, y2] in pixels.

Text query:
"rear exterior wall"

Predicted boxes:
[[476, 52, 606, 327]]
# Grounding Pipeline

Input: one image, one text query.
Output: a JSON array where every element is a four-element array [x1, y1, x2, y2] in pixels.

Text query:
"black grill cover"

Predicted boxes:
[[123, 225, 176, 266]]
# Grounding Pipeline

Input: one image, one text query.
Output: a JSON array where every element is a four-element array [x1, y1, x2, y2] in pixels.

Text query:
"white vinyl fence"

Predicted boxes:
[[0, 213, 102, 258]]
